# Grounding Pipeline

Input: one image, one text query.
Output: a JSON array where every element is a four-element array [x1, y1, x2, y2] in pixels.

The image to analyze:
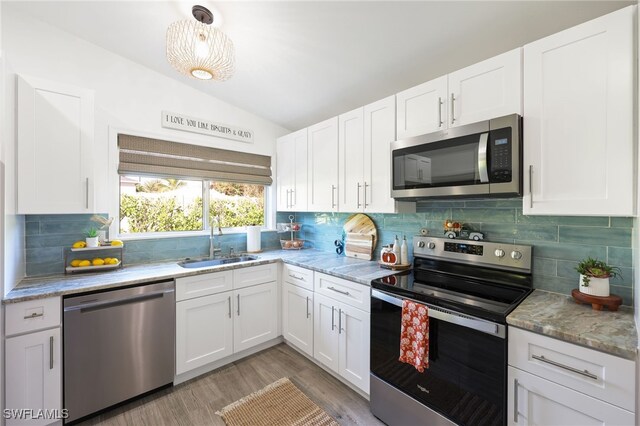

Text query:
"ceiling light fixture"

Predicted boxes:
[[166, 5, 235, 81]]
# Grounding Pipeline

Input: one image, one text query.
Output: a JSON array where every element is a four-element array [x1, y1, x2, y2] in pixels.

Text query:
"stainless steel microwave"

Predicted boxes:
[[391, 114, 522, 199]]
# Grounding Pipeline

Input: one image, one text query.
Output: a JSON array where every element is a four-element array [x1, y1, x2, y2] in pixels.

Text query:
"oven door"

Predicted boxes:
[[371, 289, 507, 426]]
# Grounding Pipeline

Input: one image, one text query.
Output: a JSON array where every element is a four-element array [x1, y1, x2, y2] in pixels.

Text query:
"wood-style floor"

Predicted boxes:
[[77, 343, 385, 426]]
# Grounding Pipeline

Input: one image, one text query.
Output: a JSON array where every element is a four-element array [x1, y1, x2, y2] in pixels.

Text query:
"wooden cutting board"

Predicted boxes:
[[342, 213, 377, 260], [345, 233, 374, 260]]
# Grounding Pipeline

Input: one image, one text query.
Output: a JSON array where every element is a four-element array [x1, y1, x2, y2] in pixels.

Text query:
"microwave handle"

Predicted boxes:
[[478, 133, 489, 183]]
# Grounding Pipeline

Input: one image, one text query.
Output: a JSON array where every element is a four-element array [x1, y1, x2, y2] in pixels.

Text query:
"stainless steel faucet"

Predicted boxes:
[[209, 217, 222, 259]]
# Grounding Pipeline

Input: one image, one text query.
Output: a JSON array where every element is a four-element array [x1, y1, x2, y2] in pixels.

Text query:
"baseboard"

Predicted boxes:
[[173, 337, 283, 385], [283, 341, 370, 400]]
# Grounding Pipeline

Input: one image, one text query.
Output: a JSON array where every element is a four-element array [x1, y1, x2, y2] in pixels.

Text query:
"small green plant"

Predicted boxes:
[[85, 228, 99, 238], [575, 257, 620, 286]]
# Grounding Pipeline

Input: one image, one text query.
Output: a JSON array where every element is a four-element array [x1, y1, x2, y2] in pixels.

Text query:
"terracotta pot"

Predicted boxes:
[[578, 274, 610, 297]]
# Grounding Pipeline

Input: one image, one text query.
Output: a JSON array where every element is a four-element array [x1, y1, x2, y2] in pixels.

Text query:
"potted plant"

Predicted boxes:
[[575, 257, 620, 297], [85, 228, 100, 248]]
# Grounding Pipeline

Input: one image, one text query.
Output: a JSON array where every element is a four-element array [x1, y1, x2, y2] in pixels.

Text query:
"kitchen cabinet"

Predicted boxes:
[[523, 5, 635, 216], [175, 292, 233, 375], [396, 76, 448, 139], [17, 75, 95, 214], [5, 297, 62, 426], [508, 327, 635, 425], [396, 48, 521, 139], [282, 281, 314, 357], [313, 273, 371, 394], [307, 117, 339, 212], [175, 264, 278, 376], [276, 128, 308, 211], [233, 281, 278, 352], [338, 96, 415, 214]]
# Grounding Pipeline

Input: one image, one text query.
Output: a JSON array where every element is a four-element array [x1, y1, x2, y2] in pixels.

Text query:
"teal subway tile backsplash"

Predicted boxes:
[[25, 214, 280, 276], [280, 198, 635, 306]]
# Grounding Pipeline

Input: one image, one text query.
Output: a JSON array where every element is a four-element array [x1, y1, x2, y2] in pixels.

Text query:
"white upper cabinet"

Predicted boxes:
[[523, 6, 635, 216], [338, 108, 365, 213], [396, 76, 448, 139], [396, 49, 521, 139], [307, 117, 339, 212], [448, 48, 522, 127], [276, 129, 308, 212], [17, 75, 95, 214]]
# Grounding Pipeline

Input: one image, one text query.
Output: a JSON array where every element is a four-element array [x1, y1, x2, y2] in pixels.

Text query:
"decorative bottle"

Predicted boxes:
[[400, 235, 408, 265], [392, 235, 401, 265]]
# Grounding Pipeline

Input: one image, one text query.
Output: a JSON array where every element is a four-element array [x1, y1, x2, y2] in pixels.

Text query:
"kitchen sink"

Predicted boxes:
[[177, 255, 259, 269]]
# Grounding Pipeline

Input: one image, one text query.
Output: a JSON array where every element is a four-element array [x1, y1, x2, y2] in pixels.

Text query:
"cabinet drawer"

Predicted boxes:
[[283, 264, 314, 291], [509, 327, 636, 411], [314, 273, 370, 312], [233, 263, 278, 289], [6, 297, 61, 336], [176, 271, 232, 301]]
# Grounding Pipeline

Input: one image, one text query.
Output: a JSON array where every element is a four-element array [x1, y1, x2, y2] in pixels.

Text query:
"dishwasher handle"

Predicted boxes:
[[64, 289, 174, 313]]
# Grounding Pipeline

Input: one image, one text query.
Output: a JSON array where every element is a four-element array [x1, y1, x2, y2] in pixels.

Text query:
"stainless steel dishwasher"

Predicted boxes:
[[63, 280, 175, 423]]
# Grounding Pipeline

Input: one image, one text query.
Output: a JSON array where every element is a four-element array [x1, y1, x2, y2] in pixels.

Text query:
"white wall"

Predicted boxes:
[[2, 4, 289, 239]]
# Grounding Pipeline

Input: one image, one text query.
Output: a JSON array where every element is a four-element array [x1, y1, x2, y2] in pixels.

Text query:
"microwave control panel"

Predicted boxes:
[[489, 127, 512, 183]]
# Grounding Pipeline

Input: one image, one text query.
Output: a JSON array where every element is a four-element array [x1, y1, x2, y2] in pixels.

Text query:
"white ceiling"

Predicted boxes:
[[4, 0, 634, 131]]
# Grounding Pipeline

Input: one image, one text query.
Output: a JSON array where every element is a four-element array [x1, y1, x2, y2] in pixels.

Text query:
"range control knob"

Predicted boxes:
[[427, 242, 436, 249], [418, 241, 426, 248], [511, 251, 523, 260], [494, 249, 505, 258]]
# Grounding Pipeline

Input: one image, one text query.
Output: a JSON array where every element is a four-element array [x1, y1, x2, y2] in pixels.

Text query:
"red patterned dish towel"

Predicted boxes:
[[399, 299, 429, 372]]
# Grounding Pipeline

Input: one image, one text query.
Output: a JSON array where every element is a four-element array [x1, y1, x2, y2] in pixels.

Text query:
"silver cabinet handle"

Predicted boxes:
[[450, 93, 456, 125], [85, 177, 89, 209], [531, 354, 598, 380], [338, 309, 344, 334], [331, 306, 335, 331], [363, 182, 369, 208], [513, 378, 518, 422], [49, 336, 54, 370], [327, 286, 350, 296], [24, 312, 44, 319], [237, 294, 240, 316], [438, 97, 443, 128], [228, 296, 231, 319], [529, 165, 533, 208], [291, 189, 295, 208], [306, 297, 310, 319], [356, 182, 362, 208], [289, 273, 305, 281], [331, 185, 336, 209]]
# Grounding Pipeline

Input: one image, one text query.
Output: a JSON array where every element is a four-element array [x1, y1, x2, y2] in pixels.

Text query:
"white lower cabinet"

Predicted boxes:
[[282, 282, 314, 357], [313, 293, 370, 394], [233, 281, 278, 353], [175, 292, 233, 375], [508, 367, 634, 425], [175, 265, 278, 376], [508, 327, 636, 425], [6, 328, 62, 426]]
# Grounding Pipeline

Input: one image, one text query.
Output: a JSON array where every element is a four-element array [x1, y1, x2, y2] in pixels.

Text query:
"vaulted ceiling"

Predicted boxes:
[[4, 1, 633, 130]]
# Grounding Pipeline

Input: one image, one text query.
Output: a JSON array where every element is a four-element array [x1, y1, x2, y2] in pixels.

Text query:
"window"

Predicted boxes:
[[119, 175, 265, 235]]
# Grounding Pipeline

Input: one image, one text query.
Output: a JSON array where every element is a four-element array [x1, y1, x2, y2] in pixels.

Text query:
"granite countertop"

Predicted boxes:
[[507, 289, 638, 360], [4, 249, 397, 304]]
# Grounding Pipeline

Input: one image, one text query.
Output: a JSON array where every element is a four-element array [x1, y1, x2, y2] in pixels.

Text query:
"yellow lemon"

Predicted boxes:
[[110, 240, 123, 247], [78, 260, 91, 267], [103, 257, 112, 263], [108, 258, 119, 265], [70, 259, 82, 267], [72, 241, 86, 248], [92, 258, 105, 266]]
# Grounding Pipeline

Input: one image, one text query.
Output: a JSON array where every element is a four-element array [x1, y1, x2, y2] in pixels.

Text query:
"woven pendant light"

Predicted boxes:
[[166, 5, 235, 81]]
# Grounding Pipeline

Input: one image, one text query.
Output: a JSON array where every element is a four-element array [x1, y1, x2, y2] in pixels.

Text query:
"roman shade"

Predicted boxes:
[[118, 134, 272, 185]]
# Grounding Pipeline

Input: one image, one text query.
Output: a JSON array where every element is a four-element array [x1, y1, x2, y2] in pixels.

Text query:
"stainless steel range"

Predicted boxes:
[[370, 236, 532, 426]]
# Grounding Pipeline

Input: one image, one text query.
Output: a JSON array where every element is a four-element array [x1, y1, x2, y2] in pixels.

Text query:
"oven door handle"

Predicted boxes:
[[372, 289, 505, 338]]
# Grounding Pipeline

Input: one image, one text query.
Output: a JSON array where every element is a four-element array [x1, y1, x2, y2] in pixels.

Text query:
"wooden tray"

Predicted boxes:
[[378, 262, 411, 271], [571, 289, 622, 311]]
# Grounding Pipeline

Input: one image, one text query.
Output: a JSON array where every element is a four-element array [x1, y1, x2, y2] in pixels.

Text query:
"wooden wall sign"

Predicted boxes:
[[161, 111, 254, 143]]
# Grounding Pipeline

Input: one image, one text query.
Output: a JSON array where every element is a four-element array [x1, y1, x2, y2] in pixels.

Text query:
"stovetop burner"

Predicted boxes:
[[371, 236, 533, 323]]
